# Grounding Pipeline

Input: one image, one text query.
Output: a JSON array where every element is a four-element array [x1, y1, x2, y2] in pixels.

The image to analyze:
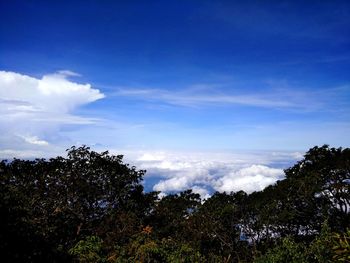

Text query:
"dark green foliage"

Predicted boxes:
[[69, 236, 105, 263], [253, 223, 349, 263], [190, 191, 252, 262], [332, 228, 350, 262], [0, 146, 155, 262], [253, 237, 308, 263], [0, 145, 349, 262], [284, 145, 350, 232], [149, 189, 201, 240]]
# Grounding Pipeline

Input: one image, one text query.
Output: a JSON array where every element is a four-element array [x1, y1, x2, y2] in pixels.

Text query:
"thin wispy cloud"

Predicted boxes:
[[56, 70, 82, 77], [112, 84, 349, 112], [114, 88, 294, 108]]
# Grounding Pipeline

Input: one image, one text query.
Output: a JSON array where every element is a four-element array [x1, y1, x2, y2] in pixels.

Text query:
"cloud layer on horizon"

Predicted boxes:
[[120, 149, 303, 198]]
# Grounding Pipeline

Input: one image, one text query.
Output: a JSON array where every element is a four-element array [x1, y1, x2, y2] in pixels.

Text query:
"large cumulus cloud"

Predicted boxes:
[[0, 70, 104, 157]]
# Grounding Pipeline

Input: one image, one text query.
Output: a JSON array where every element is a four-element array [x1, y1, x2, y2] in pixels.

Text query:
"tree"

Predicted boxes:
[[149, 190, 201, 241], [284, 145, 350, 233], [191, 191, 252, 262], [1, 144, 349, 262], [0, 146, 154, 261]]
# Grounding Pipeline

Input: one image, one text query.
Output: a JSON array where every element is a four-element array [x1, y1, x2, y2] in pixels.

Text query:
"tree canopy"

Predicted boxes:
[[0, 145, 349, 262]]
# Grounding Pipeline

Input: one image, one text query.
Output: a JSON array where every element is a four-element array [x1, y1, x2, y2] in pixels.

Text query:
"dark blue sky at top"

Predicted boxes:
[[1, 0, 350, 87], [1, 0, 349, 153]]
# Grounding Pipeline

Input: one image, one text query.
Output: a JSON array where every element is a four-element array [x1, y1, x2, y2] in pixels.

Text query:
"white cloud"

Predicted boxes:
[[213, 165, 283, 193], [113, 83, 350, 113], [114, 88, 295, 108], [20, 135, 49, 146], [0, 70, 104, 115], [0, 70, 104, 157], [56, 70, 81, 77], [154, 176, 190, 192], [120, 149, 298, 196], [138, 152, 167, 161], [192, 185, 211, 200]]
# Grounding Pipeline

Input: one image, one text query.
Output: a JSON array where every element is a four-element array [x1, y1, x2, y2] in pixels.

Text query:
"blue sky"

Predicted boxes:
[[1, 0, 349, 196]]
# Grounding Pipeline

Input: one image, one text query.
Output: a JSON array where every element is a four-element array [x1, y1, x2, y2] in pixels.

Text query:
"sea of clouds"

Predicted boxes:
[[121, 149, 303, 198]]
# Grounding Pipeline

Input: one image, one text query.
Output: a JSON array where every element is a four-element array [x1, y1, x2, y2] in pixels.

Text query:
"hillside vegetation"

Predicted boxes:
[[0, 145, 349, 262]]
